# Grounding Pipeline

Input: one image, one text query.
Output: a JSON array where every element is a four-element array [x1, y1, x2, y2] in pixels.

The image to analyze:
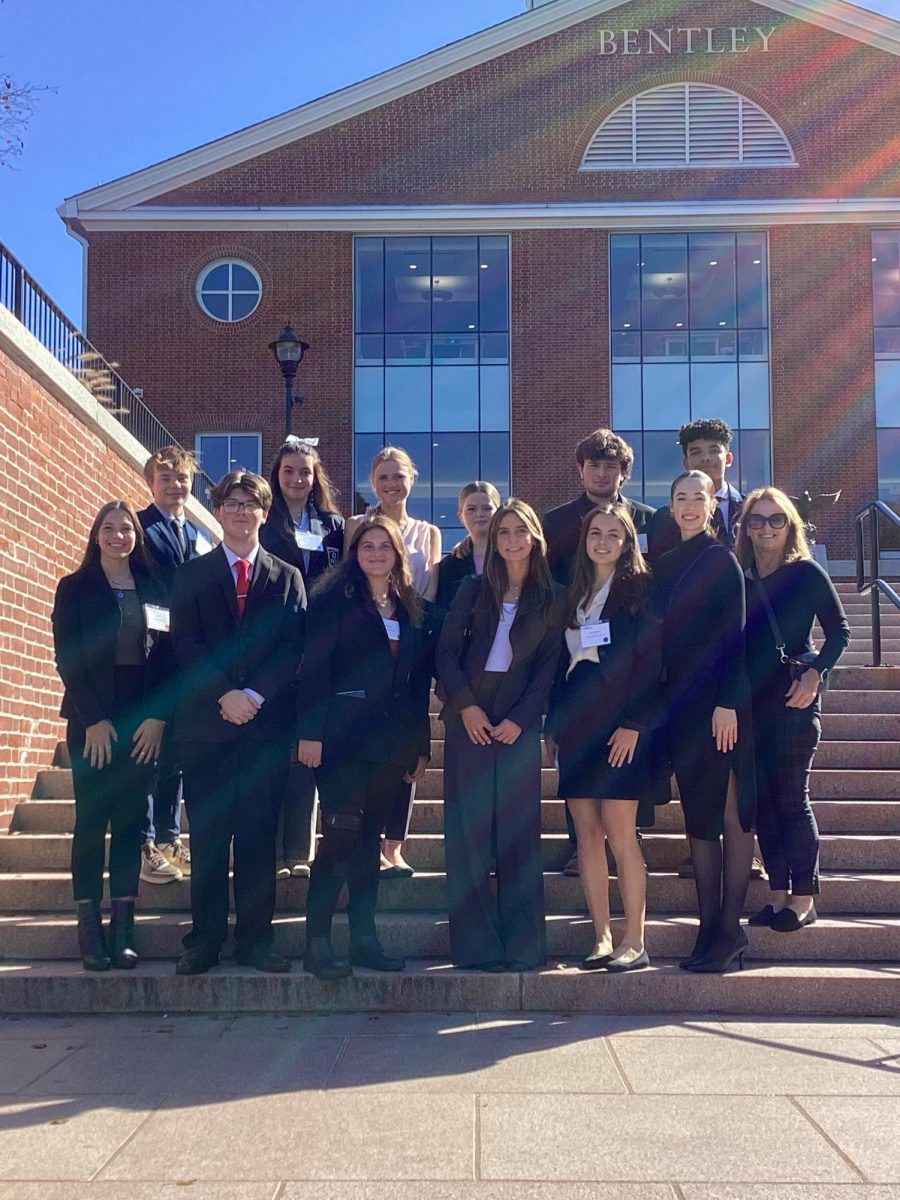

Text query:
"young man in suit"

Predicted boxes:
[[543, 429, 656, 588], [170, 471, 306, 974], [645, 419, 764, 880], [542, 429, 655, 877], [646, 419, 745, 560], [136, 447, 213, 885]]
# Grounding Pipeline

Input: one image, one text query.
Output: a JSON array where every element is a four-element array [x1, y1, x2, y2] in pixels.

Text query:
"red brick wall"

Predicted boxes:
[[148, 0, 900, 208], [0, 343, 153, 829], [86, 231, 355, 509]]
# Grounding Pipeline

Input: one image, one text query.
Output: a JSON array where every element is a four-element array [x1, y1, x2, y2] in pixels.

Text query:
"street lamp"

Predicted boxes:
[[268, 322, 310, 436]]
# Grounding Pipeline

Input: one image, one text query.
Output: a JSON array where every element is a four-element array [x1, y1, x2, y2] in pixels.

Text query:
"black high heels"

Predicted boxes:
[[686, 928, 749, 973], [678, 926, 716, 971]]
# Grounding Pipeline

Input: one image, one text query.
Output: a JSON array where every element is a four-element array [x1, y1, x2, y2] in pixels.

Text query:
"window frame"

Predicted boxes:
[[194, 432, 263, 483], [195, 259, 263, 323]]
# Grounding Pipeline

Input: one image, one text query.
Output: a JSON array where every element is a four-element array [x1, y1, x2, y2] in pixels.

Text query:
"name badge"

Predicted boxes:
[[637, 533, 648, 553], [580, 620, 611, 649], [382, 618, 400, 641], [194, 531, 213, 556], [143, 604, 170, 633], [294, 529, 324, 552]]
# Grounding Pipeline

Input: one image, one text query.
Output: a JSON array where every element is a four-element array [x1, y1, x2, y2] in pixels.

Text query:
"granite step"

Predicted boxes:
[[2, 870, 898, 914], [12, 796, 900, 836], [2, 911, 897, 963], [0, 959, 896, 1016], [821, 690, 900, 713]]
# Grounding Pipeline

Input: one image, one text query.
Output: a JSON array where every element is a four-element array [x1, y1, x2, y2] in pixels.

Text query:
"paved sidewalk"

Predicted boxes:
[[0, 1011, 899, 1196]]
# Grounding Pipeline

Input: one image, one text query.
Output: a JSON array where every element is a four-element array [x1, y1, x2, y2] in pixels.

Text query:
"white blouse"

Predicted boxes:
[[399, 518, 433, 596], [565, 576, 613, 678], [484, 602, 518, 672]]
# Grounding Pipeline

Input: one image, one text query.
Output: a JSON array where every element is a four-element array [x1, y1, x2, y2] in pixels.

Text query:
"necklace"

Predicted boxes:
[[373, 591, 393, 611]]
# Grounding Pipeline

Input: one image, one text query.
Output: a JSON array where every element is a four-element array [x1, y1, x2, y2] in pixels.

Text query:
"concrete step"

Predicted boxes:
[[811, 769, 900, 798], [2, 911, 897, 963], [822, 690, 900, 713], [0, 958, 896, 1016], [833, 652, 899, 666], [820, 713, 900, 739], [12, 796, 900, 837], [3, 831, 899, 875], [814, 741, 900, 769], [830, 666, 900, 689], [2, 869, 899, 914]]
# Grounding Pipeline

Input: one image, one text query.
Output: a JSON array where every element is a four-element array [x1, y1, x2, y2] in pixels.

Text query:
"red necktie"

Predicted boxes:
[[235, 558, 251, 619]]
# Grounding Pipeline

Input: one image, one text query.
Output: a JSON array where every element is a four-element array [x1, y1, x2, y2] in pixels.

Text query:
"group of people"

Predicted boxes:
[[52, 417, 850, 979]]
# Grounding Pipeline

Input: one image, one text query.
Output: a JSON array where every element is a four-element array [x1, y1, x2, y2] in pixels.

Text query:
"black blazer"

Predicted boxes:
[[259, 499, 344, 588], [170, 545, 306, 744], [543, 492, 656, 586], [137, 505, 211, 594], [52, 562, 175, 728], [435, 551, 477, 612], [545, 580, 662, 739], [436, 575, 565, 732], [647, 483, 744, 561], [295, 583, 433, 770]]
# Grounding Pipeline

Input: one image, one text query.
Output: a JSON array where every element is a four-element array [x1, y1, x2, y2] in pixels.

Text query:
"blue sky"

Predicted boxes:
[[2, 0, 899, 323]]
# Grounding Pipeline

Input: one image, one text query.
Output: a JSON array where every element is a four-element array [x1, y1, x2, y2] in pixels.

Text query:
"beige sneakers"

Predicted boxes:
[[158, 839, 191, 879], [140, 841, 182, 884]]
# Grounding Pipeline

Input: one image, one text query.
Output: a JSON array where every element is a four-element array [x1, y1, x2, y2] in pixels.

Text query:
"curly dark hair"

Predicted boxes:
[[678, 418, 734, 454]]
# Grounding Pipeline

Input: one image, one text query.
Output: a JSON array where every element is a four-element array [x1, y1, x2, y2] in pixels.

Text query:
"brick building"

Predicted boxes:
[[59, 0, 900, 557]]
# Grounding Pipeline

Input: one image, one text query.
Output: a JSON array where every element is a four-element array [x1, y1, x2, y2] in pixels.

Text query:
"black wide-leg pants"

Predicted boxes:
[[443, 676, 546, 969]]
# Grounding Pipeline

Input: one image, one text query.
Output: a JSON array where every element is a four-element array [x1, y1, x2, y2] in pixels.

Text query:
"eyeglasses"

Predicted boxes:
[[745, 512, 788, 530], [221, 500, 262, 514]]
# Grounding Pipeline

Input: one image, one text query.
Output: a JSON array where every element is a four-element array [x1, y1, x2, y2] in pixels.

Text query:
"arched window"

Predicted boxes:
[[582, 84, 796, 169]]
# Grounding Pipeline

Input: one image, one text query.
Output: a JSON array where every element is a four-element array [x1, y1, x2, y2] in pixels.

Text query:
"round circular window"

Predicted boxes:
[[196, 259, 262, 322]]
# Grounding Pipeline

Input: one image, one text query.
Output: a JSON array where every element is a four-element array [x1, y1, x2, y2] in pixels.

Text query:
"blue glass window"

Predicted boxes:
[[610, 232, 772, 504], [873, 232, 900, 503], [196, 260, 262, 323], [195, 433, 261, 485], [354, 237, 511, 524]]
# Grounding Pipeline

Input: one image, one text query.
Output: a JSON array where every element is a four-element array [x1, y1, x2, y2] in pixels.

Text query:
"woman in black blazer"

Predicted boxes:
[[261, 437, 345, 879], [436, 499, 564, 972], [52, 500, 174, 971], [654, 470, 757, 973], [296, 515, 433, 980], [544, 503, 661, 973], [435, 481, 501, 612]]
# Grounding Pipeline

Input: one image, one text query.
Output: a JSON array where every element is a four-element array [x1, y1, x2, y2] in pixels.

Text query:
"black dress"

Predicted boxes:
[[546, 580, 663, 826], [654, 531, 756, 840]]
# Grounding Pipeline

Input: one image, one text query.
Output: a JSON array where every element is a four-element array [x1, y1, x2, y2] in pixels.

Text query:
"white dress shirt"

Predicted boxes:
[[484, 602, 518, 672], [565, 575, 613, 679]]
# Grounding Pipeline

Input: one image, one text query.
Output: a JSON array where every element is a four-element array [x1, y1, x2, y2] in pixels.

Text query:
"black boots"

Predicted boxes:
[[107, 899, 139, 969], [348, 934, 405, 972], [303, 937, 352, 980], [76, 900, 111, 972]]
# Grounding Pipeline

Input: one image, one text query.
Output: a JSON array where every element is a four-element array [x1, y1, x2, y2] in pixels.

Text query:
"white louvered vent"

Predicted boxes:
[[582, 84, 796, 169]]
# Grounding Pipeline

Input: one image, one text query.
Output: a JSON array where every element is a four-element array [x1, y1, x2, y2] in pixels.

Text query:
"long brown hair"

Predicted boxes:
[[77, 500, 152, 574], [314, 513, 422, 626], [482, 499, 556, 625], [565, 503, 649, 628], [735, 486, 812, 570], [453, 480, 502, 559], [269, 437, 341, 523]]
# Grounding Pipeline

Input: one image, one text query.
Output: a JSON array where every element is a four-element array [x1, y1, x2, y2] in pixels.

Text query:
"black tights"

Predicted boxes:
[[688, 774, 754, 954]]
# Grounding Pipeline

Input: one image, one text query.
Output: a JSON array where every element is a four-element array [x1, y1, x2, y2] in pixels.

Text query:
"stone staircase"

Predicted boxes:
[[0, 582, 898, 1014]]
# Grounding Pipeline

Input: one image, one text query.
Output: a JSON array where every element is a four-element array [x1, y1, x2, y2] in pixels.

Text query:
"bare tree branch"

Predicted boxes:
[[0, 74, 52, 167]]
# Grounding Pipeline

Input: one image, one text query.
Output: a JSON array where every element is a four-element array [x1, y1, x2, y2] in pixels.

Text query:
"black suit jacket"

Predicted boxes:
[[435, 575, 565, 732], [295, 584, 433, 770], [138, 505, 211, 594], [435, 551, 477, 613], [170, 546, 306, 744], [647, 482, 744, 561], [259, 499, 344, 589], [543, 492, 656, 586], [52, 562, 175, 727]]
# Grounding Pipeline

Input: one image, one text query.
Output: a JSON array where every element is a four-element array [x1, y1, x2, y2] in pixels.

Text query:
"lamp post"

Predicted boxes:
[[268, 322, 310, 437]]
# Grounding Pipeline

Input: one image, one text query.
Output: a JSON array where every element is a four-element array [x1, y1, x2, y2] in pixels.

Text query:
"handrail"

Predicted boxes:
[[0, 240, 214, 512], [855, 500, 900, 667]]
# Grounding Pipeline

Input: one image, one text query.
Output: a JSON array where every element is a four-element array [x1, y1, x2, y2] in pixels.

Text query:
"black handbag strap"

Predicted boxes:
[[668, 544, 720, 609], [748, 565, 789, 663]]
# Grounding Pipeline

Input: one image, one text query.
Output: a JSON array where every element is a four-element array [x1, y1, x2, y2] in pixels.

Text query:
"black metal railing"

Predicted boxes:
[[855, 500, 900, 667], [0, 241, 214, 511]]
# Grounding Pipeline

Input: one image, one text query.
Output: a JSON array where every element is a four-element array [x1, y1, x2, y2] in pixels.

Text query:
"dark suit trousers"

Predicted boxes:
[[442, 678, 546, 968], [306, 757, 406, 941], [179, 738, 288, 954]]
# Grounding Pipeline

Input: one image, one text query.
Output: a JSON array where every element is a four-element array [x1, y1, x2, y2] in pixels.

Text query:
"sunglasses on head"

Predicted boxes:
[[746, 512, 788, 530]]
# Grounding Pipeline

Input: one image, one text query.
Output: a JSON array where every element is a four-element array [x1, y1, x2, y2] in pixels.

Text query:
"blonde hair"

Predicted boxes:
[[369, 446, 417, 512], [735, 487, 812, 569], [453, 481, 502, 559], [143, 445, 199, 485]]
